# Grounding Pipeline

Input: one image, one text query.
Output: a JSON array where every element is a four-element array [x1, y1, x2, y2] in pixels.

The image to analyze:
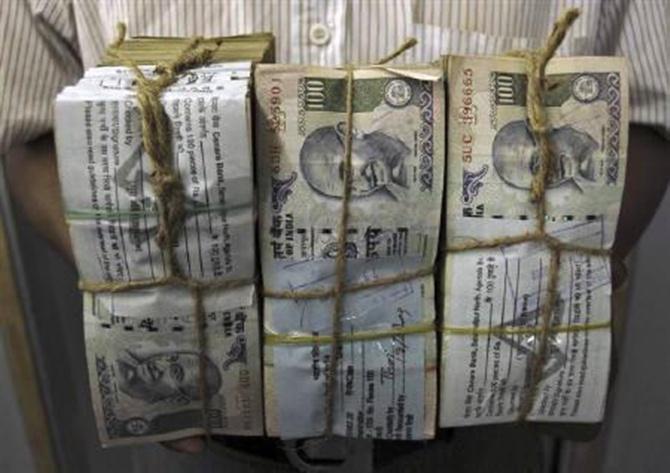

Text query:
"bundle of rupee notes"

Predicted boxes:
[[53, 19, 628, 446]]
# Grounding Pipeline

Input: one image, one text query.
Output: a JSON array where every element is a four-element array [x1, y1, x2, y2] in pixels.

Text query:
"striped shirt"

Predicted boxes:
[[1, 0, 668, 155]]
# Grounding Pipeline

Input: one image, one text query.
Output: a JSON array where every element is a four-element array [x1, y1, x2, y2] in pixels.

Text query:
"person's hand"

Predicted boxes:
[[5, 133, 73, 259], [612, 124, 670, 260], [162, 436, 205, 454], [5, 134, 208, 456]]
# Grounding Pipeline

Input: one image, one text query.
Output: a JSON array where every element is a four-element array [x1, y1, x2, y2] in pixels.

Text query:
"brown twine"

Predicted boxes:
[[375, 38, 418, 65], [321, 64, 354, 435], [109, 22, 127, 50], [80, 23, 253, 441], [502, 7, 594, 421], [79, 275, 255, 293], [262, 267, 434, 300]]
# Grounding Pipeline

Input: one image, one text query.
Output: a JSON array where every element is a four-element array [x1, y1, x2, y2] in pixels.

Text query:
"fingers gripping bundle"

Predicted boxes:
[[54, 30, 273, 445]]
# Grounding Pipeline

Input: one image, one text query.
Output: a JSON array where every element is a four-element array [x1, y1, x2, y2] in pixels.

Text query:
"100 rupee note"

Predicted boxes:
[[255, 64, 445, 439], [84, 289, 262, 446], [440, 55, 628, 427], [446, 55, 628, 247], [55, 62, 265, 445]]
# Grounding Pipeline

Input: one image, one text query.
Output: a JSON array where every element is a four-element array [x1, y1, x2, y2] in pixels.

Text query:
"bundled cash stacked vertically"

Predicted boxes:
[[255, 65, 445, 439], [50, 11, 632, 446], [440, 55, 628, 426], [54, 34, 274, 446]]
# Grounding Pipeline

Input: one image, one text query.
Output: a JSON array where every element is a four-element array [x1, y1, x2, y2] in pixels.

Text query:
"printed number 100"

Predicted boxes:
[[305, 79, 326, 110], [495, 73, 516, 105]]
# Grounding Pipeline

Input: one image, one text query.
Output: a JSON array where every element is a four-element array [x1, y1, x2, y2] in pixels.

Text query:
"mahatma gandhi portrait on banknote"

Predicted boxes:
[[115, 350, 222, 405], [446, 56, 628, 247], [255, 65, 445, 439], [300, 123, 411, 200], [491, 120, 599, 191]]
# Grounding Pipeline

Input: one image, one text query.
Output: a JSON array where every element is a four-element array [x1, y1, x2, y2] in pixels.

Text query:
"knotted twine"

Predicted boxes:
[[80, 23, 255, 441]]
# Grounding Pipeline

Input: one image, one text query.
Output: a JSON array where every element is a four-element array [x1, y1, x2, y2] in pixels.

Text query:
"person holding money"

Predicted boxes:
[[2, 1, 668, 472]]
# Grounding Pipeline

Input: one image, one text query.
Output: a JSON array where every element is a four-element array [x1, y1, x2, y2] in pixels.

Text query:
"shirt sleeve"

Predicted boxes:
[[0, 0, 82, 155], [596, 0, 669, 138]]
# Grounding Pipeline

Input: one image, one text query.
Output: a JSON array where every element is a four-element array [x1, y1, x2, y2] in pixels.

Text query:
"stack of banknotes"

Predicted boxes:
[[54, 33, 628, 445], [255, 65, 445, 439], [98, 32, 275, 65], [254, 55, 627, 438], [54, 35, 273, 446], [440, 55, 628, 426]]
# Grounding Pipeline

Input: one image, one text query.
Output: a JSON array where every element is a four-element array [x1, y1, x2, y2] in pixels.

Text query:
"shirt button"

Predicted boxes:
[[309, 23, 331, 46]]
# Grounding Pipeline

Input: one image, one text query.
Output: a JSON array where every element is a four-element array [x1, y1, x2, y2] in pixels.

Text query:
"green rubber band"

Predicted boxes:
[[66, 203, 231, 221]]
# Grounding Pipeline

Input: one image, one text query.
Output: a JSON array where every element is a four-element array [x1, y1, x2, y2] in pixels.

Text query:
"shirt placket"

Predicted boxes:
[[289, 0, 346, 66]]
